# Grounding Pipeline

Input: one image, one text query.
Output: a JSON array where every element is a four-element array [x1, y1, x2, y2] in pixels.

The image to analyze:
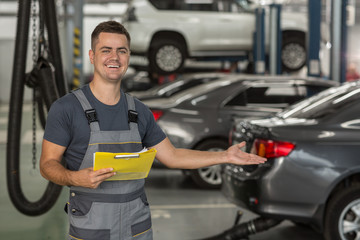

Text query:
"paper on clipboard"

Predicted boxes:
[[93, 148, 157, 181]]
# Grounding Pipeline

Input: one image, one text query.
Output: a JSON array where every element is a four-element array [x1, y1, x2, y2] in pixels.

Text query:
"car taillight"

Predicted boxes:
[[151, 110, 163, 121], [254, 139, 295, 158]]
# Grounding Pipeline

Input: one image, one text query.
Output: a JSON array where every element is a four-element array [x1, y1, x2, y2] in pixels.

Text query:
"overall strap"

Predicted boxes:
[[72, 89, 100, 132], [125, 93, 139, 131]]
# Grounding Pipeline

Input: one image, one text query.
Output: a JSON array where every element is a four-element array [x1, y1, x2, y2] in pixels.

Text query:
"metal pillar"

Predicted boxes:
[[65, 0, 84, 89], [340, 0, 348, 83], [254, 7, 265, 75], [269, 4, 282, 75], [307, 0, 321, 77], [330, 0, 348, 83]]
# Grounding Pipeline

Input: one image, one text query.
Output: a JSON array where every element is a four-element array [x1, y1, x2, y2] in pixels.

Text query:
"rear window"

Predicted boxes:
[[278, 82, 360, 119], [158, 76, 220, 97]]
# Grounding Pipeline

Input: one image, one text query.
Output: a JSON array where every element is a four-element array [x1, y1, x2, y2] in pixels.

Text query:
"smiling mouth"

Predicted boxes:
[[106, 64, 120, 68]]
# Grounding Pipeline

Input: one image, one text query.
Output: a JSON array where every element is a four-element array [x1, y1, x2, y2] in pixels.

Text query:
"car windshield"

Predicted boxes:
[[157, 76, 220, 97], [278, 81, 360, 119]]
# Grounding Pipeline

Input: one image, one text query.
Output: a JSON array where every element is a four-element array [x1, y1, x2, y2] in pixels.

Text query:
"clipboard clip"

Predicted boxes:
[[114, 154, 140, 159]]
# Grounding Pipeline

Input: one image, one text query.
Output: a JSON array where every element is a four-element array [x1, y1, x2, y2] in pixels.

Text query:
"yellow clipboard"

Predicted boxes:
[[93, 148, 157, 181]]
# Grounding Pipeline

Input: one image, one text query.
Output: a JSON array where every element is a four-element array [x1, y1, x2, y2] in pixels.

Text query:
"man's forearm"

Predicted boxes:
[[164, 148, 225, 169], [40, 159, 74, 186], [154, 138, 266, 169]]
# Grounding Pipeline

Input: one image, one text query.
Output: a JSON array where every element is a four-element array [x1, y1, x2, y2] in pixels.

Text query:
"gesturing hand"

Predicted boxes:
[[226, 141, 267, 165], [72, 167, 116, 189]]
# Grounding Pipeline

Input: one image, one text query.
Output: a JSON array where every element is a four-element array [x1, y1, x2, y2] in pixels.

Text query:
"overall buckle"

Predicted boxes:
[[128, 110, 138, 123], [85, 109, 98, 124]]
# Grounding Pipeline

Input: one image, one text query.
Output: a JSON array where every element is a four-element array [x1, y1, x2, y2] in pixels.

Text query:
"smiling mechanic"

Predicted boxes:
[[39, 20, 266, 240]]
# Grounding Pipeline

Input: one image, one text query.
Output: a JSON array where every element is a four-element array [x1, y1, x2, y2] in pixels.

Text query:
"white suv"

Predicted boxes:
[[122, 0, 308, 75]]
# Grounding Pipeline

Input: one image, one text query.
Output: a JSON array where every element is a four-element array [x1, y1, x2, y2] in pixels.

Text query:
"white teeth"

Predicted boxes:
[[107, 65, 119, 68]]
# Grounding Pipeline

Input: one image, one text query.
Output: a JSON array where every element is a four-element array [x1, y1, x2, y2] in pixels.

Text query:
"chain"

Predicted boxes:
[[32, 88, 37, 170], [31, 0, 37, 64], [31, 0, 38, 170]]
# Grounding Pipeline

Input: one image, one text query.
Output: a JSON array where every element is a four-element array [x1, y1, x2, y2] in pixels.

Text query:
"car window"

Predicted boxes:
[[225, 85, 304, 107], [149, 0, 245, 12], [150, 0, 214, 11], [305, 85, 331, 97]]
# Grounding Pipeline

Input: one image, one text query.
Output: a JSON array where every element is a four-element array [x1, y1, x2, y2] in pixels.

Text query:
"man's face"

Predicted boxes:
[[89, 32, 130, 83]]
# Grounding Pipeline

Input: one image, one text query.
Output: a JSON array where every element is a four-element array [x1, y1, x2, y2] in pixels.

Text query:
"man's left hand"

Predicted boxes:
[[226, 141, 266, 165]]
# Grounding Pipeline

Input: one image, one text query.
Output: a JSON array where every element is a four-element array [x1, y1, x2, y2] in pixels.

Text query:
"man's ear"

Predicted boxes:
[[89, 49, 94, 64]]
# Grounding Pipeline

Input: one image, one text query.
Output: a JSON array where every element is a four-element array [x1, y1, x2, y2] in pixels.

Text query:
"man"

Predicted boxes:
[[40, 21, 266, 240]]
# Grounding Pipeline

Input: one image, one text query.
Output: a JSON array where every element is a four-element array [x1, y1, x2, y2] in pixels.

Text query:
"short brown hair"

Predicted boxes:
[[91, 21, 131, 50]]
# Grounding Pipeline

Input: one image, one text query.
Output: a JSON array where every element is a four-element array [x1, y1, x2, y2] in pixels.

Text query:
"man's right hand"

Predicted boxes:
[[71, 167, 116, 189]]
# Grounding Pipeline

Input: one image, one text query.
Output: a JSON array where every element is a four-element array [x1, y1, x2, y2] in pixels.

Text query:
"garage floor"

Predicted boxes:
[[0, 103, 324, 240]]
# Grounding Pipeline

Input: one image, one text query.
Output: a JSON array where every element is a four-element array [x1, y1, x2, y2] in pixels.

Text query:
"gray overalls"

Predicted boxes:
[[67, 89, 152, 240]]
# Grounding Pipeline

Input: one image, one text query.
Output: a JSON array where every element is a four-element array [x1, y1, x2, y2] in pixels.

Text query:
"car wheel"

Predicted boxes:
[[149, 39, 186, 75], [281, 33, 306, 72], [190, 140, 228, 189], [324, 184, 360, 240]]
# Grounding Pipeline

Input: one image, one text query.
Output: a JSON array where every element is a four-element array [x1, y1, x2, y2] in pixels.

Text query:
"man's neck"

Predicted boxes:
[[89, 80, 121, 105]]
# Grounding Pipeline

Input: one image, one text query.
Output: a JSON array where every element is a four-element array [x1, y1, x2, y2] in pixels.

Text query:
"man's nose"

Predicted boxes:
[[110, 50, 120, 59]]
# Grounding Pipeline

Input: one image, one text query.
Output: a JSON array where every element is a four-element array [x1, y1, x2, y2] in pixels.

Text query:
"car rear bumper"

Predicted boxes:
[[221, 159, 327, 230], [221, 164, 266, 211]]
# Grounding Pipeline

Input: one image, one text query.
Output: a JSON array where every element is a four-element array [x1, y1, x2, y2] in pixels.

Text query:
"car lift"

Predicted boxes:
[[330, 0, 348, 83], [307, 0, 348, 82], [7, 0, 67, 216], [307, 0, 321, 77], [269, 4, 282, 75], [253, 4, 282, 75], [253, 0, 348, 82], [253, 7, 265, 75]]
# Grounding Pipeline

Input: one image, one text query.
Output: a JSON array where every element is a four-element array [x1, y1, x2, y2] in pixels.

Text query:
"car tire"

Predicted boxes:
[[281, 32, 306, 72], [148, 39, 186, 75], [324, 184, 360, 240], [190, 140, 228, 189]]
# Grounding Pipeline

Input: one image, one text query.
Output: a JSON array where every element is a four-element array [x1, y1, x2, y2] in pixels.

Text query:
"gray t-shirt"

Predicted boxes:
[[44, 84, 166, 170]]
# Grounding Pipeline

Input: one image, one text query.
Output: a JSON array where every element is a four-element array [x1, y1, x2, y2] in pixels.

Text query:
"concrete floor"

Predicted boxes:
[[0, 103, 325, 240]]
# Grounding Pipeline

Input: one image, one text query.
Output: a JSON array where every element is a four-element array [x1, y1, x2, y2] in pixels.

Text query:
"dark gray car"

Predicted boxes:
[[142, 73, 337, 188], [223, 81, 360, 240]]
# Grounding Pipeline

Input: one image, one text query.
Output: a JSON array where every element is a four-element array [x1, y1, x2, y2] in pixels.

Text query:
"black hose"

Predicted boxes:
[[6, 0, 64, 216], [42, 0, 67, 97], [36, 89, 47, 129], [200, 217, 282, 240], [37, 57, 60, 110]]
